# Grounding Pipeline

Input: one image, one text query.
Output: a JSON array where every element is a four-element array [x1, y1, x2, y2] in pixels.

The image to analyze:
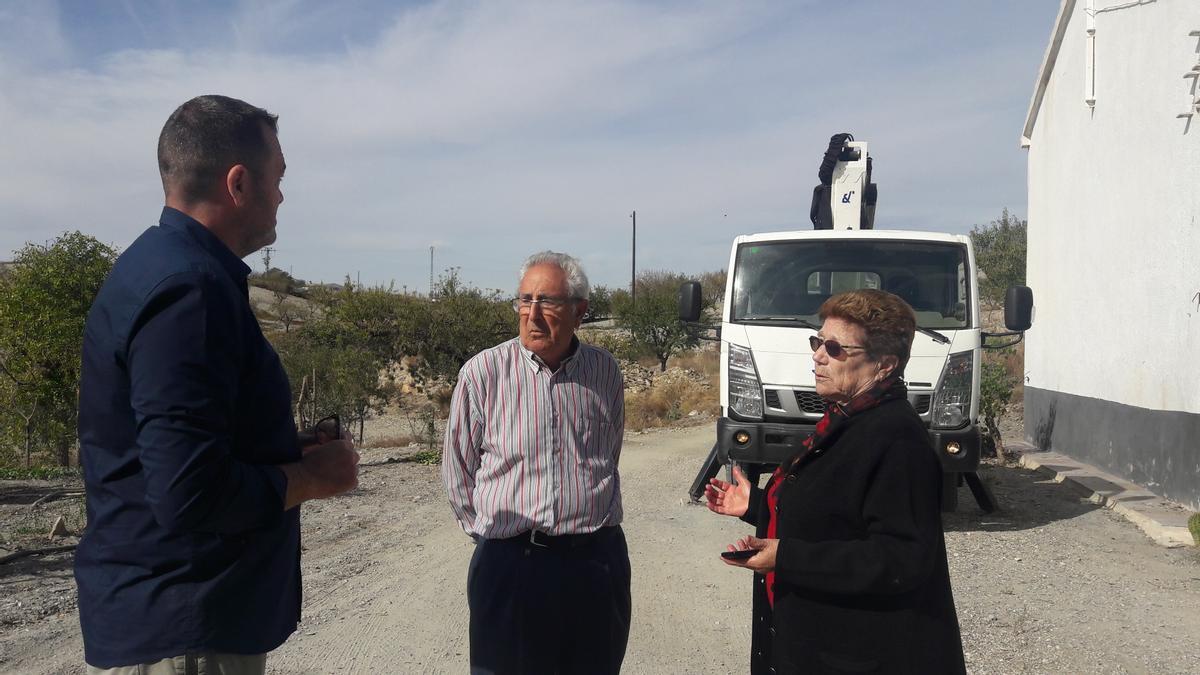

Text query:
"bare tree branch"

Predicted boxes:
[[0, 544, 77, 565]]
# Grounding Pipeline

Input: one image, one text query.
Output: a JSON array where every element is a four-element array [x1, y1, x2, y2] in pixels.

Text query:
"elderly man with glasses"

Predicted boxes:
[[442, 250, 630, 675]]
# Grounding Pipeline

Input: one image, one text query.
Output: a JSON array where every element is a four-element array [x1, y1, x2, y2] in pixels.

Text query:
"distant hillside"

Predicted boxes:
[[249, 286, 316, 332]]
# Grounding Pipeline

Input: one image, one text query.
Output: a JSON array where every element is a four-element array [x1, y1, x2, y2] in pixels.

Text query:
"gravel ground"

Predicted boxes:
[[2, 412, 1199, 673], [945, 457, 1200, 674]]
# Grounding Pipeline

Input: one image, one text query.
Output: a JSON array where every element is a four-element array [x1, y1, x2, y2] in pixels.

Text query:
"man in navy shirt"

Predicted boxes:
[[75, 95, 359, 674]]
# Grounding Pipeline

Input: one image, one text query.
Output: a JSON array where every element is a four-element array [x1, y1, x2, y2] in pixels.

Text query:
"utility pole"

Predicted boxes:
[[429, 246, 434, 297], [630, 210, 637, 304], [261, 247, 274, 272]]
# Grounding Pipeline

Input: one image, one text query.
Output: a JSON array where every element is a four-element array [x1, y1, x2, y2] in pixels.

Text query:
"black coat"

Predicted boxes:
[[741, 398, 966, 674]]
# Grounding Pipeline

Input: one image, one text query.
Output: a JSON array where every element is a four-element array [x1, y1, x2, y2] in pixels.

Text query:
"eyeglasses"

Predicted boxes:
[[315, 414, 341, 441], [512, 295, 577, 314], [809, 335, 867, 358]]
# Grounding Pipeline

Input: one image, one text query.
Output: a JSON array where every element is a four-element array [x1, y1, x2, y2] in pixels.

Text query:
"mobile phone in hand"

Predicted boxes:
[[721, 549, 757, 561]]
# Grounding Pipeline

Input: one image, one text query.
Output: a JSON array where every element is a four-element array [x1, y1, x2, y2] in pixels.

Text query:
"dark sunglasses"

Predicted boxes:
[[809, 335, 866, 358]]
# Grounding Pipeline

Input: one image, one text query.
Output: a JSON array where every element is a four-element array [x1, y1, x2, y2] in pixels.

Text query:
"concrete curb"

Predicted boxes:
[[1008, 441, 1195, 548]]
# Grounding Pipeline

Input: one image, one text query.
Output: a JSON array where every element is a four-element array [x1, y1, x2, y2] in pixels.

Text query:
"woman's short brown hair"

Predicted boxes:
[[819, 289, 917, 375]]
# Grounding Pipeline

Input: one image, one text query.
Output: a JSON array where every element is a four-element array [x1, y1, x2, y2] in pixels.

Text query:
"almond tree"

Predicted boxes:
[[971, 208, 1027, 306], [0, 232, 117, 467], [613, 270, 699, 372]]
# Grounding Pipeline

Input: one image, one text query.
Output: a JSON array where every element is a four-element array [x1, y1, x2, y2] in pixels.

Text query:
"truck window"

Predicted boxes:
[[731, 240, 970, 329]]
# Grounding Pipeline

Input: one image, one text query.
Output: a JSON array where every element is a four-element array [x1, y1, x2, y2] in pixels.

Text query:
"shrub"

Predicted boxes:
[[403, 270, 517, 388], [580, 329, 634, 361], [979, 348, 1020, 458], [1189, 513, 1200, 547], [586, 285, 613, 320], [613, 271, 700, 372], [429, 385, 455, 417], [0, 232, 117, 468], [401, 404, 442, 464], [408, 449, 442, 465], [970, 208, 1027, 306], [624, 370, 718, 432], [668, 348, 720, 379]]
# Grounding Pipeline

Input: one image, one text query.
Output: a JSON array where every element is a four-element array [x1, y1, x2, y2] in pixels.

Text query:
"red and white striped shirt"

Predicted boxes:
[[441, 337, 625, 539]]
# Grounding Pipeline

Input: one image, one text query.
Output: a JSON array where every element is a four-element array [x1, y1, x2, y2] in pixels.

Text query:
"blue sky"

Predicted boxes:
[[0, 1, 1060, 293]]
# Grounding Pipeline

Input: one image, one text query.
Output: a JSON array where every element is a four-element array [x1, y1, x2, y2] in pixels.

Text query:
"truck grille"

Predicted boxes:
[[794, 390, 825, 413], [768, 386, 936, 417], [911, 394, 932, 414], [783, 389, 931, 415]]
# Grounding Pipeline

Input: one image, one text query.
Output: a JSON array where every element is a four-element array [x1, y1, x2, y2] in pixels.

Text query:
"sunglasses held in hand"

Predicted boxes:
[[314, 414, 341, 443]]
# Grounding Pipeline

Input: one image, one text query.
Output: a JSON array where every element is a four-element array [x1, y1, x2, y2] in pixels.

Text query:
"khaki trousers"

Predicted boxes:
[[86, 652, 266, 675]]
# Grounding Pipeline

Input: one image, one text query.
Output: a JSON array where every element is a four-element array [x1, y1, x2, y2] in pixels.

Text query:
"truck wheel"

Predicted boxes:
[[941, 471, 959, 512]]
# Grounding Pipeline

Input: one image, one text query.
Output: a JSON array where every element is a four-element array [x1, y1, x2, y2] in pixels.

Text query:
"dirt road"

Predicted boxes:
[[264, 424, 753, 674], [3, 423, 1200, 673]]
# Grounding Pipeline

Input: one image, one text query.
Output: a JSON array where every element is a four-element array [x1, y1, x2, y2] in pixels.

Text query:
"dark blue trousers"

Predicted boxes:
[[467, 526, 631, 675]]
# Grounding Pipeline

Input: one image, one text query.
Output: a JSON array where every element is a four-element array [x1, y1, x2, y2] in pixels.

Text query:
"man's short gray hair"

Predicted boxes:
[[519, 251, 590, 300]]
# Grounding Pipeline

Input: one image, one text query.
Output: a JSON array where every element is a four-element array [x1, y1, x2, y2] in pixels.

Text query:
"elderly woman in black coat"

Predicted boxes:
[[706, 289, 966, 674]]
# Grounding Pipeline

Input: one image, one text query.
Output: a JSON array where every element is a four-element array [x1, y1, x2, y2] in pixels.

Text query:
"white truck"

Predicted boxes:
[[680, 134, 1032, 512]]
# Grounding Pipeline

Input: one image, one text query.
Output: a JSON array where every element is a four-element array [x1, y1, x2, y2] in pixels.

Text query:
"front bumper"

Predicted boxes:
[[716, 417, 981, 471], [716, 417, 814, 465], [928, 425, 981, 472]]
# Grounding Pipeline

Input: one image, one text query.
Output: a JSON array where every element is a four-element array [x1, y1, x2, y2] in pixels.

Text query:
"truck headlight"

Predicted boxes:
[[931, 351, 972, 429], [728, 344, 763, 419]]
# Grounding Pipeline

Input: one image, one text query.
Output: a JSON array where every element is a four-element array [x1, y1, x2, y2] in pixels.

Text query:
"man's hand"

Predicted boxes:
[[300, 421, 354, 452], [281, 439, 359, 510]]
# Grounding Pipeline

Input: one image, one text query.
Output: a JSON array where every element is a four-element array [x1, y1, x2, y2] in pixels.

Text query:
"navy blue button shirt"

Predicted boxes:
[[76, 207, 301, 667]]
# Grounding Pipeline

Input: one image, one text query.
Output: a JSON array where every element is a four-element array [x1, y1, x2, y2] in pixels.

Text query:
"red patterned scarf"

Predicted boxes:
[[763, 375, 908, 606]]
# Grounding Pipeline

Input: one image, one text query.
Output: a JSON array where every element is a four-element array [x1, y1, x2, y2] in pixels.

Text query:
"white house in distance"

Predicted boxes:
[[1021, 0, 1200, 510]]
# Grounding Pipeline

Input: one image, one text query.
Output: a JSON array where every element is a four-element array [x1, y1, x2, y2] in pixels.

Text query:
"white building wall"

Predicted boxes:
[[1026, 0, 1200, 415]]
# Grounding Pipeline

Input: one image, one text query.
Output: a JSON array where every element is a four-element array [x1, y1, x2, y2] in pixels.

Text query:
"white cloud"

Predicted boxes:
[[0, 2, 72, 69], [0, 0, 1054, 290]]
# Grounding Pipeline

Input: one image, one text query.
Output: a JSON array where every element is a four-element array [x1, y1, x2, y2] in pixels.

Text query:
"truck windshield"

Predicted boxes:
[[731, 240, 970, 329]]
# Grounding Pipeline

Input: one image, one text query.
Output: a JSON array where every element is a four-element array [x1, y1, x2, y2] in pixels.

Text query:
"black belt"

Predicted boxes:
[[498, 526, 617, 549]]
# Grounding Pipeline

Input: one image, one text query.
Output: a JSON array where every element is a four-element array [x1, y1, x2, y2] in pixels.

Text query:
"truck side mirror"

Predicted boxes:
[[1004, 286, 1033, 331], [679, 281, 703, 322]]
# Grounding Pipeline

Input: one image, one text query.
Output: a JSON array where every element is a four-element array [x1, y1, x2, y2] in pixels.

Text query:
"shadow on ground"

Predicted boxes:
[[0, 548, 75, 587], [941, 462, 1101, 533]]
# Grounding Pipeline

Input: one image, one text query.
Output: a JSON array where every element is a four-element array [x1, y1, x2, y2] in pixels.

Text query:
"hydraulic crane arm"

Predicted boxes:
[[809, 132, 877, 230]]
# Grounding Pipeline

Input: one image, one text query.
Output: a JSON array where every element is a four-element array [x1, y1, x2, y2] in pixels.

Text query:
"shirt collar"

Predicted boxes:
[[517, 336, 582, 374], [158, 206, 252, 284]]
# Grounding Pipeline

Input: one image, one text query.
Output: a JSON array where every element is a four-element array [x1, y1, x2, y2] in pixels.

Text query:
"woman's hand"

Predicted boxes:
[[720, 536, 778, 573], [705, 463, 752, 517]]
